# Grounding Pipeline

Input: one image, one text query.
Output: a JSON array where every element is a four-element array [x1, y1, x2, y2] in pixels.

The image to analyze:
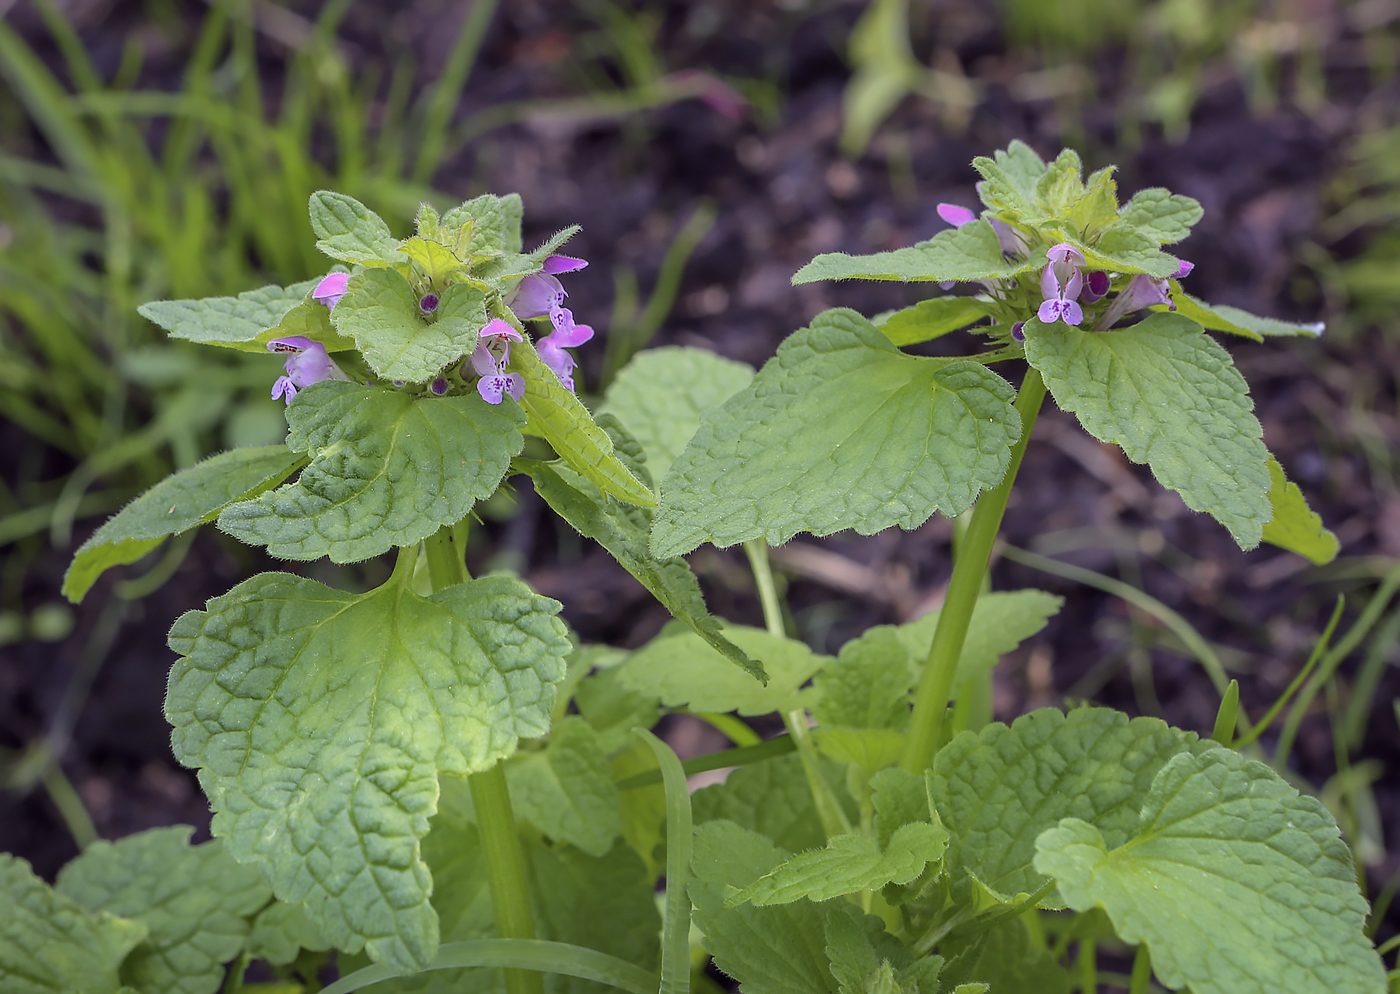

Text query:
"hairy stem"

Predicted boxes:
[[901, 368, 1047, 774], [425, 525, 543, 994]]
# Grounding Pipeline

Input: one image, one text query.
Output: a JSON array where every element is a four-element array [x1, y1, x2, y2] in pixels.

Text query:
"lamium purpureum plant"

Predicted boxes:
[[2, 145, 1387, 994]]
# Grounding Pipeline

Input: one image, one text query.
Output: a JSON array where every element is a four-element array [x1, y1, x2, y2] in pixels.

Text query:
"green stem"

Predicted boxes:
[[743, 539, 851, 838], [425, 526, 543, 994], [901, 368, 1046, 774]]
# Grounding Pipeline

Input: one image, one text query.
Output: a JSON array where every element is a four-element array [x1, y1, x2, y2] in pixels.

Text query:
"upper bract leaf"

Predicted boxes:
[[218, 382, 524, 563], [309, 191, 406, 264], [1024, 312, 1272, 549], [137, 280, 319, 350], [1165, 286, 1325, 339], [333, 269, 486, 381], [650, 309, 1021, 558], [930, 707, 1203, 903], [166, 570, 571, 973], [1118, 188, 1204, 245], [0, 853, 148, 994], [1069, 226, 1182, 278], [1033, 748, 1387, 994], [792, 224, 1041, 285], [55, 826, 271, 994], [1260, 456, 1339, 564], [65, 445, 305, 602], [599, 346, 755, 482]]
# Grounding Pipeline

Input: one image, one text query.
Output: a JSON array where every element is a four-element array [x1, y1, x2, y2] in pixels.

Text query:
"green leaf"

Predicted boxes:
[[690, 821, 840, 994], [892, 590, 1064, 687], [137, 280, 319, 350], [442, 194, 508, 257], [1024, 312, 1272, 549], [401, 237, 468, 282], [824, 905, 942, 994], [1261, 456, 1339, 564], [815, 728, 906, 780], [726, 822, 948, 908], [166, 570, 571, 973], [260, 300, 359, 352], [1070, 226, 1181, 278], [309, 191, 405, 264], [692, 754, 833, 854], [871, 768, 933, 850], [333, 269, 486, 381], [507, 717, 621, 857], [1161, 287, 1263, 342], [972, 156, 1038, 221], [792, 224, 1041, 285], [0, 853, 148, 994], [651, 309, 1021, 558], [510, 337, 656, 507], [1034, 148, 1084, 216], [930, 707, 1202, 904], [218, 382, 523, 563], [520, 454, 762, 681], [55, 826, 271, 994], [875, 297, 991, 347], [813, 626, 915, 731], [1167, 287, 1325, 339], [247, 902, 332, 967], [573, 653, 661, 756], [1065, 166, 1120, 238], [618, 625, 826, 716], [599, 346, 755, 482], [989, 140, 1048, 205], [64, 445, 305, 602], [1118, 188, 1203, 245], [1033, 748, 1387, 994], [938, 917, 1070, 994]]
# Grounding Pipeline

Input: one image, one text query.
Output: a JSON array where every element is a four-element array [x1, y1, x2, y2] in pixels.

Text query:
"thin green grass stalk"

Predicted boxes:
[[1233, 597, 1345, 749], [636, 729, 694, 994], [615, 736, 797, 791], [1342, 604, 1400, 748]]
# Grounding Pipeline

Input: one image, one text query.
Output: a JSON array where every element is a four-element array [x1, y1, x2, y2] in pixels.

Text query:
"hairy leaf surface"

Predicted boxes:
[[333, 269, 486, 381], [1261, 456, 1338, 564], [875, 297, 991, 347], [166, 571, 570, 972], [137, 280, 319, 350], [1117, 188, 1203, 244], [792, 224, 1040, 284], [651, 309, 1020, 557], [1024, 312, 1272, 548], [219, 382, 523, 562], [309, 191, 405, 264], [1034, 748, 1386, 994]]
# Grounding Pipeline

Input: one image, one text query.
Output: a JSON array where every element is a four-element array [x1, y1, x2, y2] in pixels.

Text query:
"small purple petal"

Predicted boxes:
[[430, 377, 448, 396], [502, 372, 525, 401], [478, 372, 526, 404], [1061, 299, 1084, 326], [419, 293, 440, 313], [1037, 299, 1061, 324], [937, 203, 977, 228], [538, 338, 578, 390], [479, 318, 524, 343], [1040, 265, 1061, 301], [508, 272, 566, 321], [1011, 321, 1026, 341], [541, 255, 587, 275], [1046, 243, 1086, 268], [268, 336, 318, 353], [543, 321, 594, 350], [990, 219, 1026, 256], [469, 343, 498, 378], [271, 376, 297, 401], [1063, 269, 1083, 302], [313, 273, 350, 310], [270, 339, 350, 403], [1081, 270, 1111, 303], [1173, 260, 1195, 279]]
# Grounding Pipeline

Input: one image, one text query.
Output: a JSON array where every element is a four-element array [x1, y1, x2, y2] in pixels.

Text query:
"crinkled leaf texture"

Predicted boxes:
[[725, 823, 949, 908], [599, 346, 756, 482], [55, 826, 271, 994], [1261, 456, 1338, 564], [309, 190, 405, 264], [507, 716, 621, 857], [137, 280, 318, 351], [1117, 188, 1203, 245], [247, 901, 331, 967], [165, 570, 571, 973], [333, 269, 486, 381], [1024, 312, 1272, 549], [65, 445, 306, 602], [824, 903, 942, 994], [0, 854, 148, 994], [1034, 748, 1387, 994], [792, 223, 1041, 285], [651, 309, 1020, 558], [692, 753, 833, 854], [218, 381, 524, 563], [930, 707, 1206, 904], [938, 917, 1069, 994]]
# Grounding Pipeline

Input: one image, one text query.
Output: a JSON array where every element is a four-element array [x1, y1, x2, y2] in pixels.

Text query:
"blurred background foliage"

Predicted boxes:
[[2, 0, 1400, 946]]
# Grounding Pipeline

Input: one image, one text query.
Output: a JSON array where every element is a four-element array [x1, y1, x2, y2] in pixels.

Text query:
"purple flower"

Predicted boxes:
[[507, 255, 588, 330], [1011, 321, 1026, 341], [430, 377, 448, 396], [267, 336, 349, 403], [1080, 270, 1111, 304], [312, 273, 350, 310], [478, 370, 526, 405], [420, 293, 440, 313], [470, 318, 524, 376], [1093, 273, 1174, 330], [1037, 243, 1087, 326], [536, 321, 595, 392], [1173, 260, 1195, 280], [937, 203, 978, 227], [935, 203, 1024, 255]]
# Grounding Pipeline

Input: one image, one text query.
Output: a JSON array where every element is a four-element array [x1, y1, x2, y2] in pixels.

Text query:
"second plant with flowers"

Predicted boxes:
[[0, 143, 1387, 994]]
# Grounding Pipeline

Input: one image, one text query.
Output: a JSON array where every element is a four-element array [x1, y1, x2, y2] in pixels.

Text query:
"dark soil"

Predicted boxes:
[[3, 0, 1399, 951]]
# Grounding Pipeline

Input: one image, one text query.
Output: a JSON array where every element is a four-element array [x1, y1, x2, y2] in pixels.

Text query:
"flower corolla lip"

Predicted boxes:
[[540, 255, 587, 275], [480, 318, 524, 343], [267, 336, 349, 402], [1038, 265, 1084, 326], [478, 371, 525, 405], [1173, 260, 1195, 280], [312, 273, 350, 310], [937, 203, 978, 228], [537, 336, 580, 391]]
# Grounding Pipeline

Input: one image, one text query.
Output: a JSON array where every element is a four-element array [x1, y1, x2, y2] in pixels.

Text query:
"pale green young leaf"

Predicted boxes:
[[520, 456, 761, 681], [218, 382, 523, 563], [309, 191, 405, 264], [1118, 188, 1204, 245], [613, 739, 668, 877], [692, 753, 833, 854], [619, 625, 827, 715], [792, 224, 1041, 285], [64, 445, 305, 602], [137, 280, 319, 350], [599, 346, 755, 481], [824, 905, 942, 994], [891, 589, 1064, 689], [815, 728, 906, 780], [1261, 456, 1338, 564], [1065, 166, 1119, 238], [1070, 226, 1182, 278], [1167, 286, 1325, 339], [0, 854, 148, 994], [415, 203, 442, 242], [507, 717, 621, 857], [259, 300, 360, 352], [442, 194, 508, 257], [651, 309, 1020, 558], [166, 571, 570, 972], [573, 654, 661, 755], [1034, 148, 1084, 215], [1024, 312, 1273, 548], [1033, 748, 1386, 994], [333, 269, 486, 381], [813, 626, 916, 730], [875, 297, 991, 347], [972, 156, 1038, 220], [499, 194, 525, 253], [247, 902, 332, 967], [871, 768, 933, 850], [930, 707, 1202, 904], [991, 140, 1048, 202], [690, 821, 839, 994], [510, 336, 656, 507], [55, 826, 270, 994], [726, 822, 948, 908], [400, 237, 467, 282], [938, 917, 1070, 994]]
